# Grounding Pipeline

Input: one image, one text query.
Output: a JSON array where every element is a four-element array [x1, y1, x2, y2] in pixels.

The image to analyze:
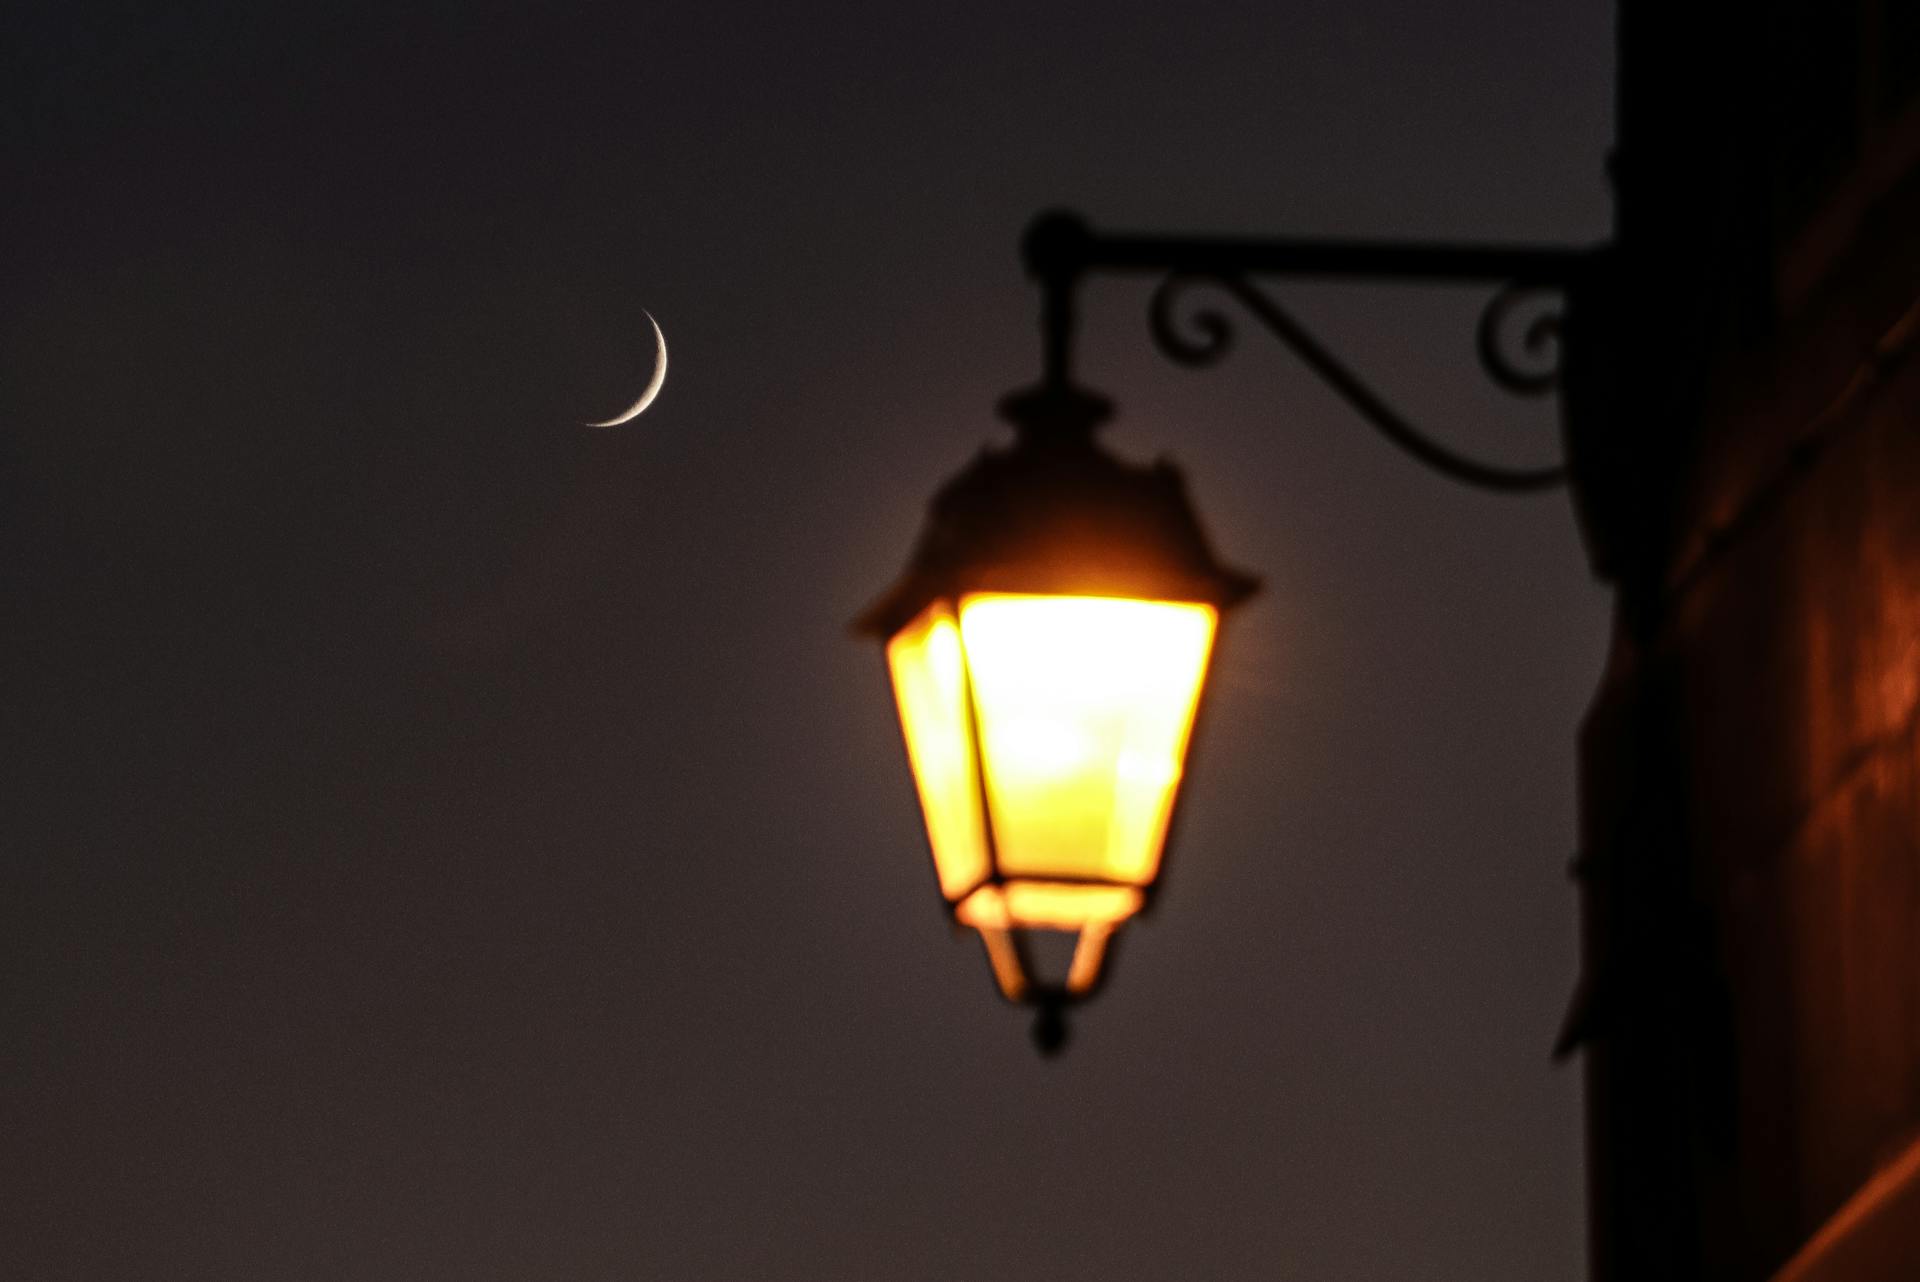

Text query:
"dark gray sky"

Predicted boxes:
[[4, 3, 1613, 1278]]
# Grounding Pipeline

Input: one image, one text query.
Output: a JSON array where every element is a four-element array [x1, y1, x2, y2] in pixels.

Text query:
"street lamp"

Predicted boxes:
[[856, 379, 1257, 1053], [862, 211, 1600, 1054]]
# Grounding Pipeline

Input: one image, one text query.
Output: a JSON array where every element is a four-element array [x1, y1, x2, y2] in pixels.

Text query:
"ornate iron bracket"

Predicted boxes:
[[1022, 211, 1600, 494]]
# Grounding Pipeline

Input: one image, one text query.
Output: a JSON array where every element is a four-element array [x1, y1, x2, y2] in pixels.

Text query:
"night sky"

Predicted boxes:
[[4, 3, 1614, 1279]]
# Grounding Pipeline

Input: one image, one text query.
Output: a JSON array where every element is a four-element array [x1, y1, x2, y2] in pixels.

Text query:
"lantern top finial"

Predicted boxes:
[[996, 381, 1111, 447]]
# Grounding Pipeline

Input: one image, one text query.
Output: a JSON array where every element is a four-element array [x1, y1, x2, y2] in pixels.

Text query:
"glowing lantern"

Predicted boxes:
[[858, 384, 1256, 1051]]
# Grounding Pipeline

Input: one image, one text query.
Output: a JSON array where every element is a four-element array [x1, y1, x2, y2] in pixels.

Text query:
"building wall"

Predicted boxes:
[[1575, 5, 1920, 1279]]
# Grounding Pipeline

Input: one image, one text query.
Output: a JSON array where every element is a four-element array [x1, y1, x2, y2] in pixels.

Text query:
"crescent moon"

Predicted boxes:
[[584, 311, 667, 427]]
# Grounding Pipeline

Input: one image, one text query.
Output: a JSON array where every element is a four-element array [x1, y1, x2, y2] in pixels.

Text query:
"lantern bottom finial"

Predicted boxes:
[[1032, 998, 1070, 1057]]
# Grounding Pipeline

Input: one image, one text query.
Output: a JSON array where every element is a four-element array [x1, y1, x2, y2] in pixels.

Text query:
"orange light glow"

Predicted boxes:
[[954, 882, 1145, 932], [885, 593, 1218, 947]]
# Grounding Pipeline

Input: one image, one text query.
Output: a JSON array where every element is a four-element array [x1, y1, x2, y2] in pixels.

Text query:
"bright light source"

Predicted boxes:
[[858, 385, 1255, 1051]]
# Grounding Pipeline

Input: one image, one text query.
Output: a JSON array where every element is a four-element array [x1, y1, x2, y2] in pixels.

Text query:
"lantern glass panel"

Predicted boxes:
[[958, 593, 1217, 894], [885, 602, 990, 899]]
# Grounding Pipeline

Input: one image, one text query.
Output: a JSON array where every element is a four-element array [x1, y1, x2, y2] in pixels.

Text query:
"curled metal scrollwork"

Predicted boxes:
[[1476, 283, 1564, 397], [1148, 280, 1236, 367], [1145, 272, 1567, 493]]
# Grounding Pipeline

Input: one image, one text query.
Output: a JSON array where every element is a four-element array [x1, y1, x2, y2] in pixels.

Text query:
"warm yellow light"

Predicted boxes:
[[885, 592, 1218, 940], [885, 604, 990, 899], [960, 593, 1217, 895]]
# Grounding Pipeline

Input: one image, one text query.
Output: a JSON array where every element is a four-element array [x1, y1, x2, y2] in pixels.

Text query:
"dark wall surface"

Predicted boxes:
[[1575, 4, 1920, 1278]]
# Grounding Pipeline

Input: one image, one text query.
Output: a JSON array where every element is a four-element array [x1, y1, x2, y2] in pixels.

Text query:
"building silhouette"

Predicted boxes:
[[1570, 2, 1920, 1277]]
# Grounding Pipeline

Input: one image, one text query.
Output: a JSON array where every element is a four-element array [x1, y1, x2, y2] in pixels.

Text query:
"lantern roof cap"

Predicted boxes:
[[856, 383, 1260, 637]]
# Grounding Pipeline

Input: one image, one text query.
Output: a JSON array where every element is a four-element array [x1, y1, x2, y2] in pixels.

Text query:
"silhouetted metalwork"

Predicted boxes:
[[1023, 210, 1597, 494], [1476, 282, 1565, 397]]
